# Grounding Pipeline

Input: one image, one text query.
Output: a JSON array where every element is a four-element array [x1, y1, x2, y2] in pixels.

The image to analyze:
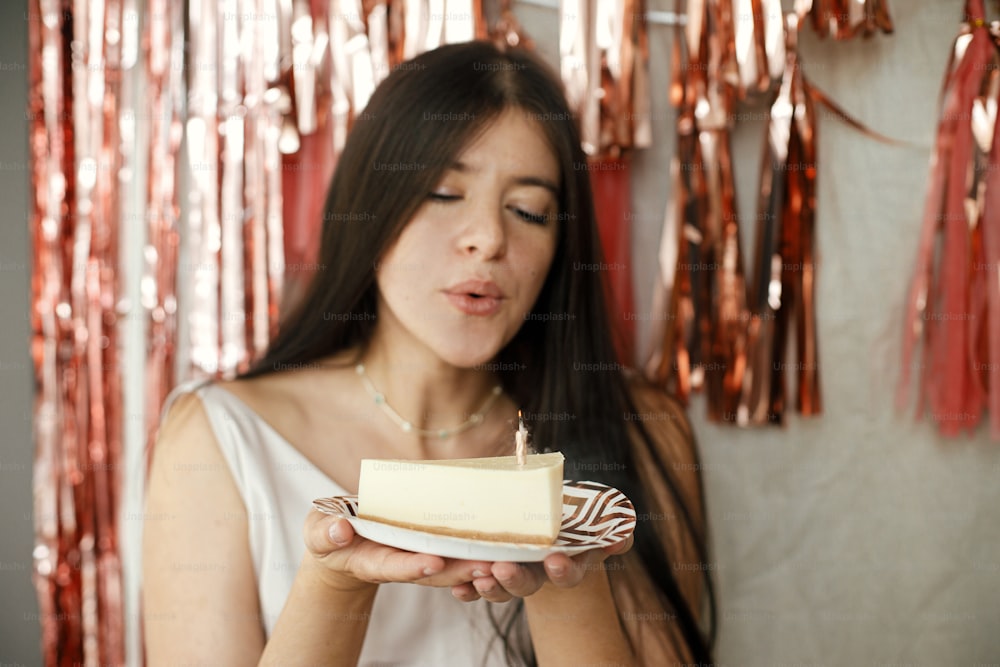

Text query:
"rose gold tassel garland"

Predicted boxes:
[[559, 0, 652, 362], [28, 0, 129, 662], [647, 0, 892, 425], [739, 8, 820, 425], [646, 0, 752, 420], [979, 20, 1000, 440], [898, 0, 1000, 437], [807, 0, 893, 40], [486, 0, 532, 48], [31, 2, 550, 663], [25, 1, 907, 662], [142, 0, 185, 455], [182, 0, 288, 379]]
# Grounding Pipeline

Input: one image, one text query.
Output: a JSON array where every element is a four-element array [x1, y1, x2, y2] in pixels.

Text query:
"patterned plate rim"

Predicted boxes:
[[312, 480, 636, 554]]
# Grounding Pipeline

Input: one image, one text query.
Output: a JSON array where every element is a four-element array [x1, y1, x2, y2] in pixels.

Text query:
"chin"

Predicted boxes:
[[434, 335, 511, 370], [439, 349, 503, 370]]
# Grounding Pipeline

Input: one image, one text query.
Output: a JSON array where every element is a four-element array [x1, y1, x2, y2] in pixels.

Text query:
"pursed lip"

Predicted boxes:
[[442, 279, 506, 316], [442, 279, 505, 300]]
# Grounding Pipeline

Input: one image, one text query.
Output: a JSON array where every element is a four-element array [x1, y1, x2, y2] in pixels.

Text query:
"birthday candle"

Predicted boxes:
[[515, 410, 527, 465]]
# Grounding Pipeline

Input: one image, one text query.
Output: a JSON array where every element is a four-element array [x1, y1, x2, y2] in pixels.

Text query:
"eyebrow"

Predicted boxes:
[[449, 160, 560, 196]]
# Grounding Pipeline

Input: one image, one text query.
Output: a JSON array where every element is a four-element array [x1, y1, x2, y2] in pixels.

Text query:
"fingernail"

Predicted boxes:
[[548, 564, 565, 576], [329, 520, 349, 545], [423, 566, 438, 576], [472, 569, 487, 578]]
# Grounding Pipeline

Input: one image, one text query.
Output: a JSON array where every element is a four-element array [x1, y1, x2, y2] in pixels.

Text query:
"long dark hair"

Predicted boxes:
[[243, 41, 715, 664]]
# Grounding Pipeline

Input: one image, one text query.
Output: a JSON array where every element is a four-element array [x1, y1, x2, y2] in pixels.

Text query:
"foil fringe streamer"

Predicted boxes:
[[647, 0, 759, 420], [739, 11, 821, 425], [559, 0, 651, 158], [29, 0, 128, 663], [142, 0, 184, 466], [646, 0, 892, 425], [806, 0, 894, 40], [898, 0, 1000, 438], [30, 2, 536, 664], [558, 0, 652, 362], [26, 2, 895, 664], [186, 0, 289, 381]]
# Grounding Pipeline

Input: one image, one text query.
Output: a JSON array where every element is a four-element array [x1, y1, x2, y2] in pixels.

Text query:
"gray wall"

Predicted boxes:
[[0, 0, 40, 664]]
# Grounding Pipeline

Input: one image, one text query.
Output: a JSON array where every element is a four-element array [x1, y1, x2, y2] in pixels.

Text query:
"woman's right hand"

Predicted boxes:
[[302, 510, 495, 593]]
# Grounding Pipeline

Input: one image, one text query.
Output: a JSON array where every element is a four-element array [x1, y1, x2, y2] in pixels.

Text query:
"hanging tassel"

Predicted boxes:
[[647, 0, 703, 403], [647, 0, 751, 419], [590, 159, 639, 363], [650, 0, 892, 425], [898, 0, 998, 436], [739, 10, 820, 425], [559, 0, 652, 362], [979, 25, 1000, 439], [808, 0, 894, 40], [486, 0, 534, 48], [705, 128, 750, 421], [732, 0, 785, 96]]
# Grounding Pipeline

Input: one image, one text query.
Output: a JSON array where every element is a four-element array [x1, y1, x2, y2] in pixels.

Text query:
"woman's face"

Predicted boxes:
[[374, 109, 561, 368]]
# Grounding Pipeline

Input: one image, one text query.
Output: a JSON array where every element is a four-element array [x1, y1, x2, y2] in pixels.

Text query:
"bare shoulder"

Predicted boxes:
[[149, 388, 236, 490], [214, 372, 306, 425], [143, 388, 265, 663], [212, 351, 360, 435]]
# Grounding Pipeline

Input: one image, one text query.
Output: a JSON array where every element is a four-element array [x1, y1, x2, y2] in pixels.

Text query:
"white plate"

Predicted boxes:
[[313, 480, 636, 562]]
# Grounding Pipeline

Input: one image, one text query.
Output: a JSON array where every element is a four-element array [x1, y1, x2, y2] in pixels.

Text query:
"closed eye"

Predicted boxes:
[[511, 207, 548, 225], [428, 192, 462, 202]]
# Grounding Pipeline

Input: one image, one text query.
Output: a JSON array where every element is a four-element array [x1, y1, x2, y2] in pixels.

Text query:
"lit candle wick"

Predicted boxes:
[[515, 410, 527, 466]]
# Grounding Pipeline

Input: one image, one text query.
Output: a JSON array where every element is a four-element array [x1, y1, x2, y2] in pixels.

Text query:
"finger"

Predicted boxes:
[[304, 511, 354, 556], [305, 512, 493, 587], [542, 552, 582, 587], [350, 549, 495, 588], [451, 583, 481, 602], [490, 562, 543, 598], [351, 546, 446, 584], [330, 517, 355, 547], [603, 533, 634, 556], [473, 575, 514, 603], [414, 560, 493, 588]]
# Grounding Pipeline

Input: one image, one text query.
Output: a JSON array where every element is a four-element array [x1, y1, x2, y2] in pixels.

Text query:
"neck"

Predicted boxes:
[[358, 340, 504, 443]]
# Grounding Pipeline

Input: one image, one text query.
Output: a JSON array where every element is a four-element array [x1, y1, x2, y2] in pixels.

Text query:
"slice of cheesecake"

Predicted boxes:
[[357, 452, 565, 545]]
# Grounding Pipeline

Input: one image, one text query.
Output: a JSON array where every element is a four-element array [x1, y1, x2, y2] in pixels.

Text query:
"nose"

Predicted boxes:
[[458, 200, 506, 259]]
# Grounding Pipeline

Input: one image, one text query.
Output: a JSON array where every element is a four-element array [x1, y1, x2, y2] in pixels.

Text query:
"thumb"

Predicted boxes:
[[304, 511, 355, 556], [328, 517, 355, 547]]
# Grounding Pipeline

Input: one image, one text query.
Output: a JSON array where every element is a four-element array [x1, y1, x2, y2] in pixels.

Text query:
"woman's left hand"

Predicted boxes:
[[450, 534, 634, 603]]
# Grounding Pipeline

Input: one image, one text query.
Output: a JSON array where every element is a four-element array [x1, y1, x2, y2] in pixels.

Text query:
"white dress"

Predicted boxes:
[[162, 380, 520, 666]]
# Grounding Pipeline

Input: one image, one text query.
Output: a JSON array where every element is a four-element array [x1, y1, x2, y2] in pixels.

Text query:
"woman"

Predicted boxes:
[[142, 41, 715, 665]]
